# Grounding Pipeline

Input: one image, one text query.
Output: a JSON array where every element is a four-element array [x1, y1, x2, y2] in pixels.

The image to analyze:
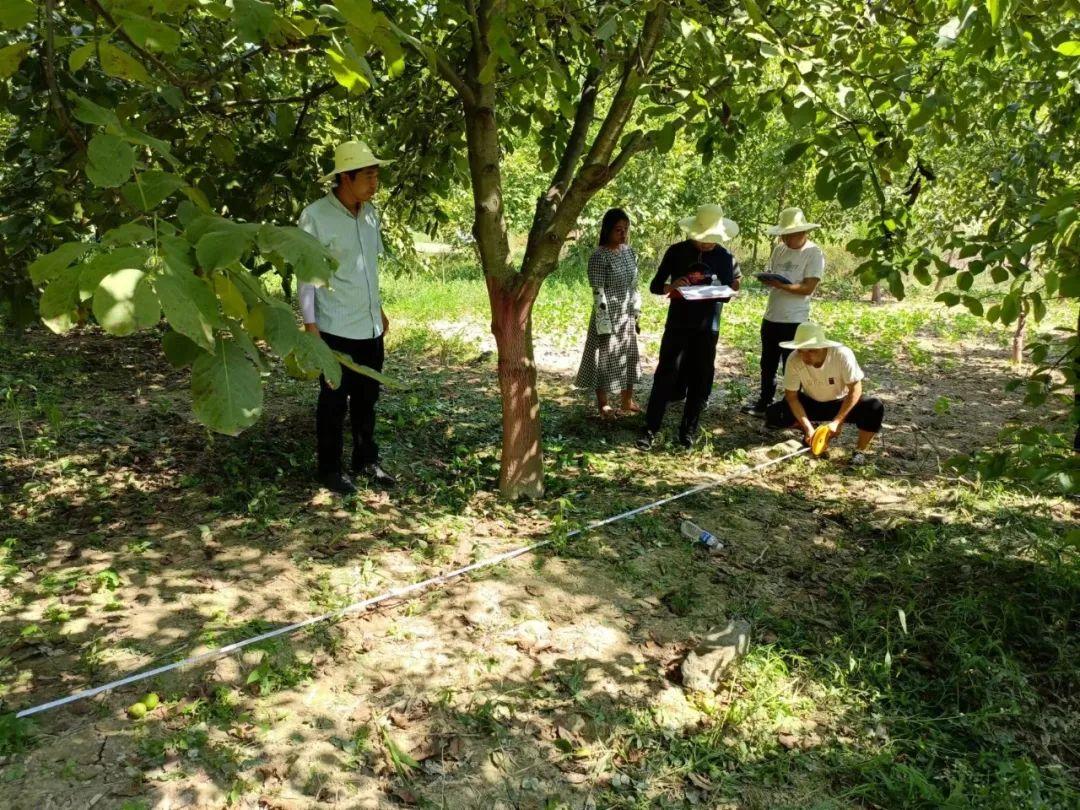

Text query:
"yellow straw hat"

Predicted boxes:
[[767, 206, 821, 236], [318, 140, 392, 184], [678, 204, 740, 242], [779, 322, 841, 350]]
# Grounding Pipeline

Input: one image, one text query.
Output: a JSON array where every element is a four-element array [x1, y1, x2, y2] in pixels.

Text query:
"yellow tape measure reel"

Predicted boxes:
[[810, 424, 832, 457]]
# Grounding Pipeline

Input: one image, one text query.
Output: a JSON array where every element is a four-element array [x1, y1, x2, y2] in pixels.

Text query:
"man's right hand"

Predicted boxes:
[[304, 323, 320, 336]]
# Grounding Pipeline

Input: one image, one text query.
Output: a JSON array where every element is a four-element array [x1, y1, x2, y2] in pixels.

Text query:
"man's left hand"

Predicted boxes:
[[827, 420, 843, 437]]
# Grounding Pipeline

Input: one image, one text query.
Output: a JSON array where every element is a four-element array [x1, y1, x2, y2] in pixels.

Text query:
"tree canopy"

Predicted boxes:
[[3, 0, 1077, 495]]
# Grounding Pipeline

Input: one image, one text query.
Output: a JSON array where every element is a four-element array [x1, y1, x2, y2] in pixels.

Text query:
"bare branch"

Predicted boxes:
[[43, 0, 86, 153], [607, 129, 645, 177], [550, 66, 601, 202], [387, 19, 477, 106]]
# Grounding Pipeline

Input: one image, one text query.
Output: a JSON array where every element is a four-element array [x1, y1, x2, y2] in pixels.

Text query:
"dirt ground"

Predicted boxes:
[[0, 310, 1075, 809]]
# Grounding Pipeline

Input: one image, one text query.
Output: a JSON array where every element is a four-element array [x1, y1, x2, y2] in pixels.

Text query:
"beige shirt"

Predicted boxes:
[[784, 345, 864, 402], [763, 240, 825, 323]]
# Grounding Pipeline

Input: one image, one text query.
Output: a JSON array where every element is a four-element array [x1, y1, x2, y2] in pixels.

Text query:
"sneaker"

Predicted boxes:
[[356, 462, 396, 488], [740, 400, 767, 416], [850, 451, 869, 467], [676, 432, 695, 449], [636, 431, 658, 450], [317, 470, 357, 495]]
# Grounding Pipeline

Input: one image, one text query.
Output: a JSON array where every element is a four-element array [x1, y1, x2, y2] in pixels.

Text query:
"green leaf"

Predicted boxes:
[[962, 295, 983, 317], [39, 267, 83, 334], [0, 42, 29, 79], [814, 165, 837, 201], [154, 265, 220, 350], [78, 247, 150, 299], [69, 41, 97, 72], [596, 16, 617, 40], [92, 268, 161, 335], [1054, 41, 1080, 57], [837, 174, 864, 209], [234, 0, 276, 43], [121, 170, 185, 211], [986, 0, 1002, 27], [120, 14, 181, 53], [98, 41, 152, 85], [936, 292, 960, 307], [990, 265, 1009, 284], [326, 44, 371, 94], [742, 0, 763, 24], [654, 122, 678, 154], [288, 332, 342, 388], [103, 222, 155, 245], [29, 242, 92, 285], [256, 225, 336, 285], [782, 141, 811, 165], [254, 302, 300, 357], [0, 0, 34, 30], [210, 134, 236, 165], [956, 270, 974, 291], [213, 274, 249, 320], [334, 351, 404, 388], [71, 96, 121, 128], [197, 226, 253, 270], [162, 330, 205, 368], [1000, 292, 1020, 324], [333, 0, 373, 30], [191, 338, 263, 435], [86, 133, 135, 189]]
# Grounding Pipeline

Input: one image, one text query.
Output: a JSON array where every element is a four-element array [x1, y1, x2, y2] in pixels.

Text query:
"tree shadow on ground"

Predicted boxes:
[[2, 323, 1075, 807]]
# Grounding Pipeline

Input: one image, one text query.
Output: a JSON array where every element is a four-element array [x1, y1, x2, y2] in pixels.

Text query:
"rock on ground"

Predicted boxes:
[[680, 619, 751, 692]]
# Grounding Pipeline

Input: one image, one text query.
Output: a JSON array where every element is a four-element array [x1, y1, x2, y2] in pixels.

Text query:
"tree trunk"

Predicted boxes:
[[871, 282, 884, 304], [488, 277, 544, 499], [1011, 308, 1026, 366]]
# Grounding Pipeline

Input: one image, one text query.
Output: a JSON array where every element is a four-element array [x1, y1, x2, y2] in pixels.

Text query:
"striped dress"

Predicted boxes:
[[574, 245, 642, 393]]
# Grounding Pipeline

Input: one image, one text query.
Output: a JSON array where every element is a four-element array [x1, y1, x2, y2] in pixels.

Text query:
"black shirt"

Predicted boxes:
[[650, 240, 742, 333]]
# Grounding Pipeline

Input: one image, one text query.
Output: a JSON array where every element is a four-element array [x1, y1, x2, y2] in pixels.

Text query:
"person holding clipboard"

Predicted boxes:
[[742, 207, 826, 416], [639, 205, 741, 449]]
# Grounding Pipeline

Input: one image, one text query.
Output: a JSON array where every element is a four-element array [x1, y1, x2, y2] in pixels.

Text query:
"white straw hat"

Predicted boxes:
[[318, 140, 392, 184], [678, 204, 739, 242], [767, 206, 820, 236], [779, 322, 841, 350]]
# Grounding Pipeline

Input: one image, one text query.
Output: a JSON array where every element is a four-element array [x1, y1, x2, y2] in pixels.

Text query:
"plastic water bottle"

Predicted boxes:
[[681, 520, 723, 552]]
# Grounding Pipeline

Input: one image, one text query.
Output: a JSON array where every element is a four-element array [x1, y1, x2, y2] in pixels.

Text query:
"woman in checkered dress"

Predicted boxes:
[[574, 209, 642, 418]]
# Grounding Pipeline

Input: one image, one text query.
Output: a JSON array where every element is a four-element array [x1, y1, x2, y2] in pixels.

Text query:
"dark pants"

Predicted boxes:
[[316, 331, 384, 474], [645, 329, 718, 439], [758, 319, 800, 405], [765, 391, 885, 433]]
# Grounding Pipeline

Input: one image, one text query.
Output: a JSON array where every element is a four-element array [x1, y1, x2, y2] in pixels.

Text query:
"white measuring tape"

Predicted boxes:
[[14, 444, 809, 719]]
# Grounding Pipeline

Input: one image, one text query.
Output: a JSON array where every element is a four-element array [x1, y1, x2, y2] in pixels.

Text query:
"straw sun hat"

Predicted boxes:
[[679, 204, 740, 242], [319, 140, 392, 184], [767, 206, 821, 236], [779, 322, 841, 350]]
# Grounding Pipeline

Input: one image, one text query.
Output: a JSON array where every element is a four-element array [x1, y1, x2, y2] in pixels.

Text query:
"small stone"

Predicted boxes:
[[778, 733, 799, 750], [680, 619, 751, 693]]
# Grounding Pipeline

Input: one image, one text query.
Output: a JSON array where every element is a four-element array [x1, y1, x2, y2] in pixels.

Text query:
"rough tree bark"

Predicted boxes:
[[1011, 308, 1026, 366], [404, 4, 668, 498]]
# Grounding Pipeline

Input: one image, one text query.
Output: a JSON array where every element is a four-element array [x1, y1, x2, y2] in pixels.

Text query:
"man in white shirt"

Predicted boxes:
[[742, 207, 825, 415], [298, 140, 395, 495], [764, 322, 885, 465]]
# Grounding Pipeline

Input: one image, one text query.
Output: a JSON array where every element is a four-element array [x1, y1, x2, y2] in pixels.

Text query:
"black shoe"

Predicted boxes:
[[317, 470, 357, 495], [677, 432, 695, 449], [356, 462, 396, 488], [740, 400, 767, 416], [636, 431, 658, 450]]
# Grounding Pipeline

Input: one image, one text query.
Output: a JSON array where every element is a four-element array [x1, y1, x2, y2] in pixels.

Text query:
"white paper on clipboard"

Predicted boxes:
[[678, 285, 738, 301]]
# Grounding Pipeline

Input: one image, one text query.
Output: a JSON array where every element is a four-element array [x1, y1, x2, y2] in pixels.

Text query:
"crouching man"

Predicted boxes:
[[765, 323, 884, 465]]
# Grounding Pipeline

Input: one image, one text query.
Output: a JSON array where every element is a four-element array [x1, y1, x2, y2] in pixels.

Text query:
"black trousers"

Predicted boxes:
[[758, 319, 800, 405], [316, 331, 384, 474], [645, 328, 718, 439], [765, 391, 885, 433]]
